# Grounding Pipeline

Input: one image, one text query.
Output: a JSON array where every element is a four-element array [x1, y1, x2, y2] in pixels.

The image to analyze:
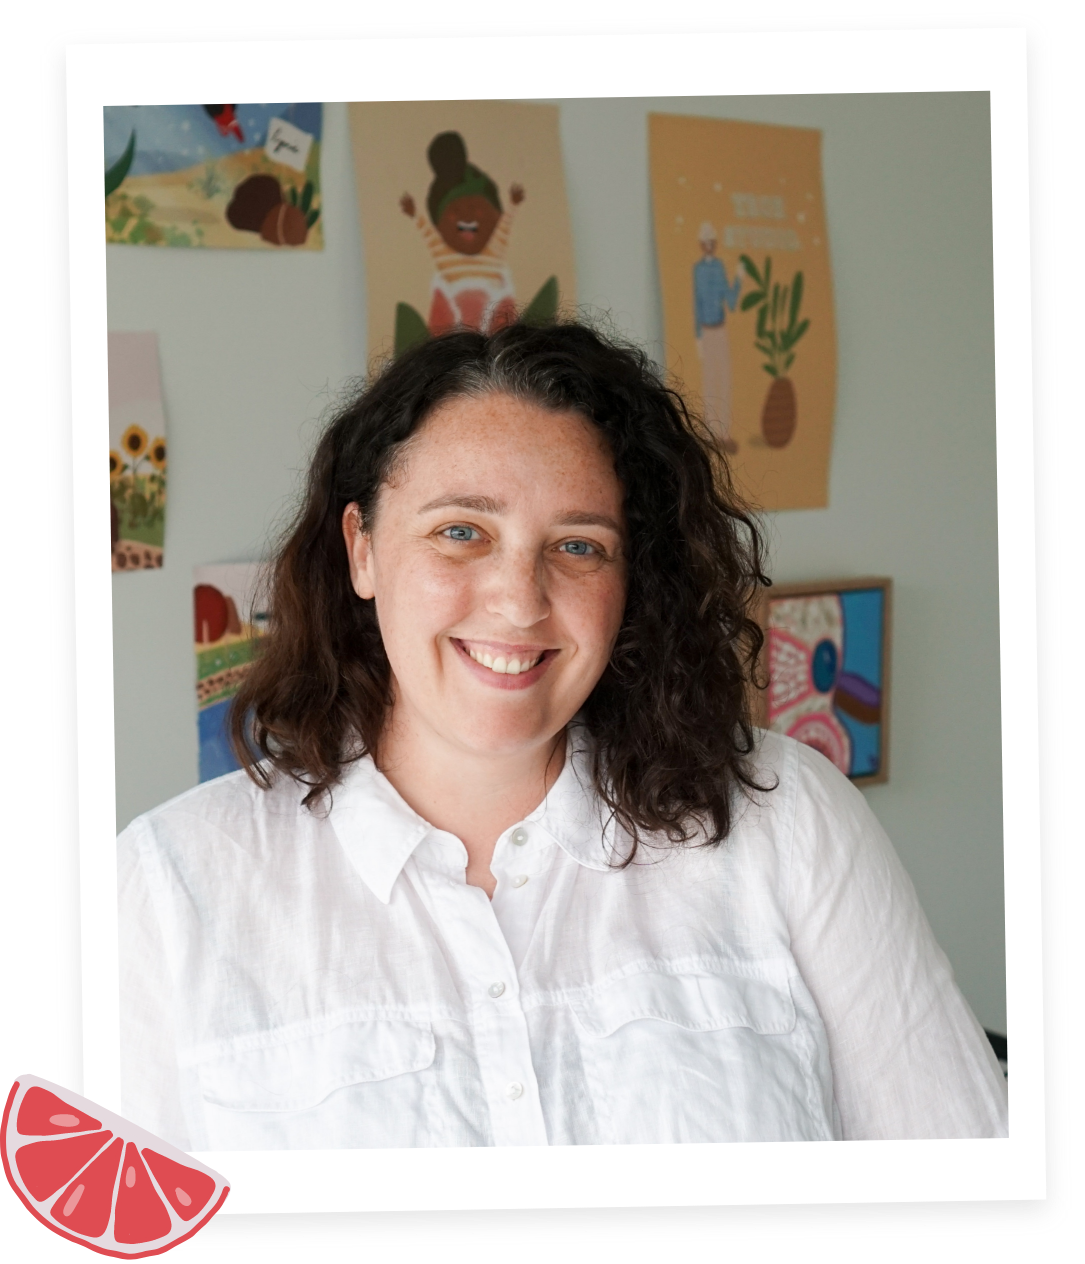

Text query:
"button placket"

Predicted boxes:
[[414, 850, 548, 1146]]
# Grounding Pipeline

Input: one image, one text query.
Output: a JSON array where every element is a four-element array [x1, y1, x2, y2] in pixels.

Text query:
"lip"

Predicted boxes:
[[450, 638, 558, 691]]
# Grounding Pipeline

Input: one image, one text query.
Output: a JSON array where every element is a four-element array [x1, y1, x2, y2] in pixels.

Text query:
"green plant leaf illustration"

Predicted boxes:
[[762, 364, 778, 377], [306, 208, 320, 228], [741, 291, 764, 311], [394, 302, 429, 357], [105, 130, 136, 199], [301, 181, 314, 214], [739, 253, 762, 285], [790, 318, 810, 345], [522, 275, 559, 326], [788, 272, 804, 330]]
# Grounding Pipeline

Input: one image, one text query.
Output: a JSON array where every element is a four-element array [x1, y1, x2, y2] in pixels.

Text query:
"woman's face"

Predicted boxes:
[[343, 392, 627, 760]]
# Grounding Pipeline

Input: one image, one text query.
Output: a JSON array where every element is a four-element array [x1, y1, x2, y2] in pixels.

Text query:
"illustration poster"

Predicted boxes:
[[193, 563, 268, 782], [649, 114, 837, 510], [109, 331, 167, 571], [104, 104, 323, 249], [756, 578, 891, 785], [349, 101, 577, 359]]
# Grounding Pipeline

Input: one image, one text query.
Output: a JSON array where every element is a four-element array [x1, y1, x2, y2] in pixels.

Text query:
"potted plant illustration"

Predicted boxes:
[[226, 176, 321, 246], [739, 254, 810, 448]]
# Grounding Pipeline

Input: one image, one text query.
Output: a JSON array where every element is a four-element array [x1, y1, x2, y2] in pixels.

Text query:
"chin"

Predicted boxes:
[[443, 709, 561, 756]]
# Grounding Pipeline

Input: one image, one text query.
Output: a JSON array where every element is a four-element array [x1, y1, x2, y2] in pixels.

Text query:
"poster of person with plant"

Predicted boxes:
[[109, 332, 168, 571], [349, 101, 577, 361], [649, 113, 837, 511], [104, 104, 323, 250]]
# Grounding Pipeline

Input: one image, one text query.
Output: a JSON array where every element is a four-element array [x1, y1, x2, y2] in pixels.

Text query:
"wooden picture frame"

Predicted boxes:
[[751, 576, 893, 787]]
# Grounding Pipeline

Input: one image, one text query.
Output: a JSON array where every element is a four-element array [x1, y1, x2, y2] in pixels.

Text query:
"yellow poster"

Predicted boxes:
[[649, 114, 837, 511], [349, 101, 577, 361]]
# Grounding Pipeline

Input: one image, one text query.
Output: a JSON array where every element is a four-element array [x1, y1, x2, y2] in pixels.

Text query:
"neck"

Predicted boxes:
[[375, 702, 567, 896]]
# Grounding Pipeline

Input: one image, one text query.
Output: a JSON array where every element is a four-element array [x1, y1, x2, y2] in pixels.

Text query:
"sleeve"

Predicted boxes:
[[117, 821, 192, 1150], [693, 263, 703, 337], [784, 742, 1009, 1140], [414, 213, 444, 259]]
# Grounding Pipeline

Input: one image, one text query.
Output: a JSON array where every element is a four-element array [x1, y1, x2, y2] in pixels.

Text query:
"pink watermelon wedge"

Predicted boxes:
[[3, 1074, 229, 1257]]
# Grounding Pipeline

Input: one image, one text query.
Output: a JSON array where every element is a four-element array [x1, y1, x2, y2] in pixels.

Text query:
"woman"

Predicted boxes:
[[118, 321, 1008, 1150]]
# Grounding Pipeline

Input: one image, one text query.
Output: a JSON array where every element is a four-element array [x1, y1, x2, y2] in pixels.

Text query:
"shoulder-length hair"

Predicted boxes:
[[230, 320, 772, 856]]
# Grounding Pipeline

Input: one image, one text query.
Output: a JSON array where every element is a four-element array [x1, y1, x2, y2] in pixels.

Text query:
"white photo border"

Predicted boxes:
[[67, 27, 1042, 1213]]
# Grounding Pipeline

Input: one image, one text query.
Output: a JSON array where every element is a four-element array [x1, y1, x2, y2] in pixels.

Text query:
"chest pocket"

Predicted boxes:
[[570, 970, 830, 1144], [196, 1019, 436, 1113], [571, 970, 796, 1039]]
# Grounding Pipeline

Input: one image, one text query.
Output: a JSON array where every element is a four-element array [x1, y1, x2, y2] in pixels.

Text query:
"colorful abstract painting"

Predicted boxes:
[[109, 332, 167, 571], [193, 563, 267, 782], [760, 579, 891, 785], [104, 104, 323, 249]]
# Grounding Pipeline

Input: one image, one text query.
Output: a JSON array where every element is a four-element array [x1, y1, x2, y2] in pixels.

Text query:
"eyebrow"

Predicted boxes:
[[418, 494, 506, 514], [417, 495, 623, 535]]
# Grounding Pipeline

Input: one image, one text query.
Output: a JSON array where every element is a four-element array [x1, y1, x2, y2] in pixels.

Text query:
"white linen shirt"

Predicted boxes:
[[117, 728, 1008, 1150]]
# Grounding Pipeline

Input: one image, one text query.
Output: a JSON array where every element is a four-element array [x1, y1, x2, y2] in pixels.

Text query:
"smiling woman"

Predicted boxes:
[[116, 321, 1007, 1151]]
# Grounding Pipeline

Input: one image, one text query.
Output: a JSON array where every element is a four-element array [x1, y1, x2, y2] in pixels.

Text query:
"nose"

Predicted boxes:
[[484, 544, 550, 629]]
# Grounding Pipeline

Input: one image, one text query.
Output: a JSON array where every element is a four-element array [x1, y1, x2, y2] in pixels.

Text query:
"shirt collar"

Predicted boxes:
[[327, 725, 619, 904]]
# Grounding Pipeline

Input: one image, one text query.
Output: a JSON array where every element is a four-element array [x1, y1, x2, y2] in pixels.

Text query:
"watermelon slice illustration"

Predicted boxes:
[[3, 1075, 229, 1257]]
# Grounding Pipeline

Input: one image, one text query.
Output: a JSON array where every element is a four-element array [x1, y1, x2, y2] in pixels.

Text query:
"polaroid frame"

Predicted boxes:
[[66, 28, 1042, 1213]]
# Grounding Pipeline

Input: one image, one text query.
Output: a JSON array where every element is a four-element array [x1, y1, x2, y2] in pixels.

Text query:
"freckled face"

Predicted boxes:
[[343, 393, 627, 758]]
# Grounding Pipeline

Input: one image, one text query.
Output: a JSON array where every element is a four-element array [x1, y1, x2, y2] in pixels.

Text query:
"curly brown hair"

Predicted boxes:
[[230, 320, 773, 856]]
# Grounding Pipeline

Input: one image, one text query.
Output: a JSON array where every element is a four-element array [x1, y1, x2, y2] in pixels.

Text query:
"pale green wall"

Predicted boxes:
[[109, 93, 1003, 1031]]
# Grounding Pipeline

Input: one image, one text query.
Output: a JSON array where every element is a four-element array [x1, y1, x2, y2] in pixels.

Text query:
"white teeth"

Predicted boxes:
[[466, 646, 543, 675]]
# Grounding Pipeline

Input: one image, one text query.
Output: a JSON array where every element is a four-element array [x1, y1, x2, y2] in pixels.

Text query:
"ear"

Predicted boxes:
[[342, 502, 376, 600]]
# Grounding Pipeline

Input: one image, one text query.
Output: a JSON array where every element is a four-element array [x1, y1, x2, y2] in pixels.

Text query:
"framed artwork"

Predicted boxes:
[[649, 114, 836, 511], [193, 563, 268, 783], [348, 100, 577, 359], [104, 104, 323, 250], [108, 331, 167, 571], [754, 577, 891, 786]]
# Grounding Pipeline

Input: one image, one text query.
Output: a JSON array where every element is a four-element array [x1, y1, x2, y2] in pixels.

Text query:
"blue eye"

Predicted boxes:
[[560, 540, 594, 556], [443, 525, 479, 541]]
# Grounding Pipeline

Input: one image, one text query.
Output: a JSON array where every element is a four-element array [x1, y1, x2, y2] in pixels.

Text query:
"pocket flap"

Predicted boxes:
[[571, 971, 795, 1038], [198, 1020, 436, 1112]]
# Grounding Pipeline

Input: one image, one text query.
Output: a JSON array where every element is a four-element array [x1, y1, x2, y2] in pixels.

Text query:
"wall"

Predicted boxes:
[[108, 93, 1003, 1031]]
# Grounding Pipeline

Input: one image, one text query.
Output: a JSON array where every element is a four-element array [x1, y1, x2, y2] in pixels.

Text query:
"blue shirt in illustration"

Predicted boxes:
[[694, 256, 742, 336]]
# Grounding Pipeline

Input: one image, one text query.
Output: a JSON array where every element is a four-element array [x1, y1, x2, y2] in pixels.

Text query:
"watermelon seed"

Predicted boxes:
[[126, 1165, 136, 1187], [62, 1184, 85, 1216], [175, 1187, 192, 1207], [49, 1114, 80, 1126]]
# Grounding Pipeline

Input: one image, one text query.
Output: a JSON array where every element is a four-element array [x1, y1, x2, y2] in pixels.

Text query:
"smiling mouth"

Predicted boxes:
[[454, 640, 551, 676], [456, 221, 480, 234]]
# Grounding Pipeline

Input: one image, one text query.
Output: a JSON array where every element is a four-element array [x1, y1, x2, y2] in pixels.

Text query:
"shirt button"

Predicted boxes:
[[511, 828, 528, 846], [487, 981, 506, 998], [511, 875, 528, 888], [505, 1082, 524, 1100]]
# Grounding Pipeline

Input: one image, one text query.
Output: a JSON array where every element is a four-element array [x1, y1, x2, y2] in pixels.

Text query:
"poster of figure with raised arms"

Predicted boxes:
[[349, 101, 577, 360]]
